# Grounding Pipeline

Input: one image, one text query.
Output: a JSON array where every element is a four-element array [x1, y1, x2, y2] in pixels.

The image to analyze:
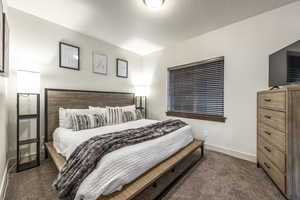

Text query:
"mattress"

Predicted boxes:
[[53, 119, 194, 200]]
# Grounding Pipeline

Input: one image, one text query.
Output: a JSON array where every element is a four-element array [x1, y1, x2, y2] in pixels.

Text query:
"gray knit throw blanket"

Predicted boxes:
[[54, 119, 188, 199]]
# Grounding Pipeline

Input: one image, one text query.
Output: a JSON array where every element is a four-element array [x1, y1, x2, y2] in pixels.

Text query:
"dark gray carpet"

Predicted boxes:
[[5, 150, 285, 200]]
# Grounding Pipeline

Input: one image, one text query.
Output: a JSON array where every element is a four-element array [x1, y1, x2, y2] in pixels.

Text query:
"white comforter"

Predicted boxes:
[[53, 119, 194, 200]]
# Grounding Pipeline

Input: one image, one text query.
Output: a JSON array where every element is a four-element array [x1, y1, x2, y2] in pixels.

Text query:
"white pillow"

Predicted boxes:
[[121, 105, 136, 119], [88, 106, 107, 114], [106, 106, 123, 125], [122, 105, 136, 111], [59, 108, 104, 129]]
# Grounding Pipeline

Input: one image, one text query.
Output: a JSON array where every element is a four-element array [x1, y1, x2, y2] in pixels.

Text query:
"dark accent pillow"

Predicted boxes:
[[122, 111, 135, 122], [71, 113, 107, 131], [136, 109, 144, 120]]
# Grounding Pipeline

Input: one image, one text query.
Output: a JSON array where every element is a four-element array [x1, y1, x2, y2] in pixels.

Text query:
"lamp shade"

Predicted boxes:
[[134, 86, 150, 97], [16, 70, 40, 94], [143, 0, 165, 9]]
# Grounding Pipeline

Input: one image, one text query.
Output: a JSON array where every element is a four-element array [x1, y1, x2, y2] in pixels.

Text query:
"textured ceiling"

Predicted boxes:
[[8, 0, 299, 55]]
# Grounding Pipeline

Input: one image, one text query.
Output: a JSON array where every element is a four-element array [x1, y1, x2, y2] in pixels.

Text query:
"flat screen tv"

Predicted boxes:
[[269, 40, 300, 87]]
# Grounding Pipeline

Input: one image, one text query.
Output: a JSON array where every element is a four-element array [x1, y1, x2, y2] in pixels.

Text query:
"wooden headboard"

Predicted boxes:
[[45, 88, 135, 143]]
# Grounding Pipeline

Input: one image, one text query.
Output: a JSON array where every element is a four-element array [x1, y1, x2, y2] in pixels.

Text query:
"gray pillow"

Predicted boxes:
[[136, 110, 144, 120], [71, 113, 107, 131], [122, 111, 135, 122], [59, 108, 103, 129]]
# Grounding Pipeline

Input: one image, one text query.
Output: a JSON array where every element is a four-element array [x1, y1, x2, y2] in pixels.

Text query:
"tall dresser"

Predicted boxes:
[[257, 85, 300, 200]]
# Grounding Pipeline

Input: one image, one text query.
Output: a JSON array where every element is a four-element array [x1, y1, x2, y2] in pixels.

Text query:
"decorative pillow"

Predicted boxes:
[[71, 113, 107, 131], [59, 108, 89, 129], [88, 106, 106, 114], [122, 111, 135, 122], [121, 105, 136, 112], [59, 108, 105, 129], [136, 109, 144, 120], [121, 105, 137, 120], [106, 107, 123, 125]]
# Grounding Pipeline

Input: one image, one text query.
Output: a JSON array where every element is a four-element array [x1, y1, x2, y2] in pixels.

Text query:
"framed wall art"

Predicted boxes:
[[0, 2, 3, 74], [93, 53, 107, 75], [116, 58, 128, 78], [59, 42, 80, 70], [2, 13, 9, 77]]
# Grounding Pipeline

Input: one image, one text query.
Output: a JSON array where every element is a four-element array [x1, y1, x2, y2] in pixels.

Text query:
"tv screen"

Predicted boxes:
[[269, 40, 300, 87]]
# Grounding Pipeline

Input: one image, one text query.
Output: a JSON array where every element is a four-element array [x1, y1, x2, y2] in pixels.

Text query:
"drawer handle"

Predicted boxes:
[[152, 182, 157, 188], [171, 168, 176, 173], [264, 162, 271, 169], [264, 98, 272, 102], [264, 131, 271, 136], [264, 146, 271, 153], [264, 115, 272, 119]]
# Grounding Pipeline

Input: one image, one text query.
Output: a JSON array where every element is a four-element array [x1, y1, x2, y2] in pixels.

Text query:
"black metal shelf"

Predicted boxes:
[[18, 160, 39, 171], [17, 93, 40, 172], [19, 114, 39, 120], [19, 138, 38, 145]]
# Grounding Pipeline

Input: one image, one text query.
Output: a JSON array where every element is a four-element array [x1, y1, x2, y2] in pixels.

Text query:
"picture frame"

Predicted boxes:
[[0, 2, 3, 74], [2, 13, 9, 77], [93, 53, 107, 75], [116, 58, 128, 78], [59, 42, 80, 70]]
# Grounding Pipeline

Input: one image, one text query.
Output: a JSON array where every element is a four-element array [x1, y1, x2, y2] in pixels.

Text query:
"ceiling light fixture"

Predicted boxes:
[[143, 0, 165, 9]]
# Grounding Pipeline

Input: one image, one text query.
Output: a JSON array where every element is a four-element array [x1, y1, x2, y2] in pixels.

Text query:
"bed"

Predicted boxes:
[[44, 88, 204, 200]]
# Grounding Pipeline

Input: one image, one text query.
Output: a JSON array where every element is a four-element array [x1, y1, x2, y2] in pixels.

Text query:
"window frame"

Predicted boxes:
[[166, 56, 226, 123]]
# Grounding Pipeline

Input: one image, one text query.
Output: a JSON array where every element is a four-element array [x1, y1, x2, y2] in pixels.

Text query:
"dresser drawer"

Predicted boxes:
[[258, 109, 286, 133], [258, 123, 286, 152], [258, 136, 285, 172], [258, 152, 286, 194], [258, 92, 286, 111]]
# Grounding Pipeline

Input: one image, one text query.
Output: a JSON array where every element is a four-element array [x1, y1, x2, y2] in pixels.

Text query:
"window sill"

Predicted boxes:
[[166, 111, 226, 123]]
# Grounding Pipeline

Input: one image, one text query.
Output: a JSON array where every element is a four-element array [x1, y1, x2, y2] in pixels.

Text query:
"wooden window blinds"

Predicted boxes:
[[167, 57, 225, 122]]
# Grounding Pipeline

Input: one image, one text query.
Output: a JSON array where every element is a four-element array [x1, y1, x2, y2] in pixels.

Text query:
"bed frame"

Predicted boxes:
[[44, 88, 204, 200]]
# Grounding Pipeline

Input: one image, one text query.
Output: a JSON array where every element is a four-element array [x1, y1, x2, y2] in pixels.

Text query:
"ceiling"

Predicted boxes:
[[7, 0, 299, 55]]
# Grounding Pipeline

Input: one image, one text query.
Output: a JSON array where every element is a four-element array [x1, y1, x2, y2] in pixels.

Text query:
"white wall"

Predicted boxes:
[[0, 78, 8, 199], [7, 8, 143, 158], [142, 2, 300, 161], [0, 1, 8, 198]]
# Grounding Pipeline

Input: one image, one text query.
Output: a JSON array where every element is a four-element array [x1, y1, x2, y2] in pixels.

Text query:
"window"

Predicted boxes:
[[167, 57, 225, 122]]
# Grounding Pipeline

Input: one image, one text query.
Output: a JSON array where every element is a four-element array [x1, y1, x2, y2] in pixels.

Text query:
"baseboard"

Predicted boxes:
[[0, 161, 8, 200], [205, 144, 257, 163]]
